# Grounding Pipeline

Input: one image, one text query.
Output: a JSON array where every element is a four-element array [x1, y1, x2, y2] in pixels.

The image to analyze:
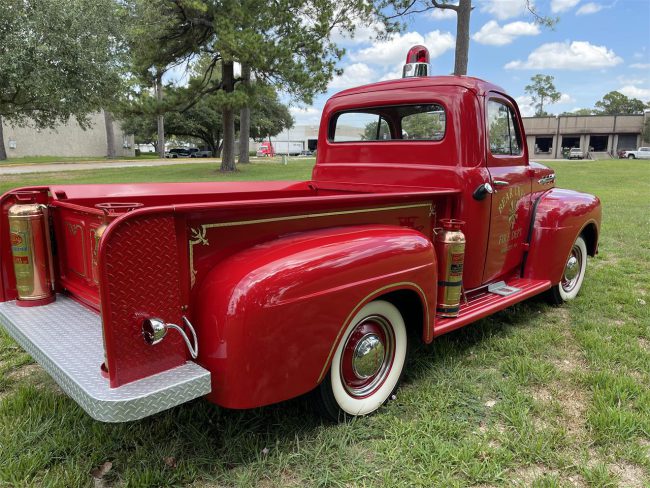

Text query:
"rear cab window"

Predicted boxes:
[[331, 104, 446, 142]]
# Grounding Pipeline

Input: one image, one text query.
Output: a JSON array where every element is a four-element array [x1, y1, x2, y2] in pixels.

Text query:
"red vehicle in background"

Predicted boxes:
[[256, 140, 275, 157], [0, 46, 601, 422]]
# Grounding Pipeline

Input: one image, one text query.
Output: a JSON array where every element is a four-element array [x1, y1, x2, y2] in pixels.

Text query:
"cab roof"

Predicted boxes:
[[331, 75, 506, 99]]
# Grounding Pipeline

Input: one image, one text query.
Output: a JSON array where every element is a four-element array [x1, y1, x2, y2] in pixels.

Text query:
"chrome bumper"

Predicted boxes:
[[0, 295, 211, 422]]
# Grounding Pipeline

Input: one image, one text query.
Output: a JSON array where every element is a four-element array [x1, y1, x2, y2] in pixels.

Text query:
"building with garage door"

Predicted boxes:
[[522, 113, 647, 159]]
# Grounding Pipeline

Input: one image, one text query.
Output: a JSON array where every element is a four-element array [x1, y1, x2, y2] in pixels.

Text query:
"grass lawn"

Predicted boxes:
[[0, 159, 648, 487]]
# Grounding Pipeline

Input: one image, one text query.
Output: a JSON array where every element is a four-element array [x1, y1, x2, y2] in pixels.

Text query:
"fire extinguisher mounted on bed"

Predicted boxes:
[[435, 219, 466, 318], [8, 192, 56, 307]]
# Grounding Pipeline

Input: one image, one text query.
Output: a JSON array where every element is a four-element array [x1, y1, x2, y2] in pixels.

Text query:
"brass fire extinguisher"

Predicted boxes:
[[8, 203, 55, 306], [435, 219, 466, 318]]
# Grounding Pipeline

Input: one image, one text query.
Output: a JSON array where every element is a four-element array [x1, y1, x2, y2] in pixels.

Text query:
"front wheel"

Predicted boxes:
[[312, 300, 407, 421], [546, 235, 588, 304]]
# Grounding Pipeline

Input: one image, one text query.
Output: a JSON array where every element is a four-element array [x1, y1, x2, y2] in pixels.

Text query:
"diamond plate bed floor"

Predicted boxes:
[[0, 295, 211, 422]]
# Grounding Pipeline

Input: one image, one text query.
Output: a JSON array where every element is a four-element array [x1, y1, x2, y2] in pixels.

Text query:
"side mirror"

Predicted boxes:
[[473, 182, 494, 201]]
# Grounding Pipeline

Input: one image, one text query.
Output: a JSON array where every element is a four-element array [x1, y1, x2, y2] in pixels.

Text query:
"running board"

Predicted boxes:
[[434, 278, 551, 337]]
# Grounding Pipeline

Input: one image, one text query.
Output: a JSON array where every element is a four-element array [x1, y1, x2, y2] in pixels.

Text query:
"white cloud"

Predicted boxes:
[[330, 21, 382, 46], [576, 2, 603, 15], [618, 85, 650, 102], [479, 0, 530, 20], [505, 41, 623, 70], [428, 7, 456, 20], [379, 63, 407, 82], [328, 63, 377, 90], [515, 95, 536, 116], [551, 0, 580, 13], [351, 30, 454, 66], [630, 62, 650, 69], [616, 75, 646, 86], [558, 93, 575, 104], [289, 106, 322, 125], [472, 20, 540, 46]]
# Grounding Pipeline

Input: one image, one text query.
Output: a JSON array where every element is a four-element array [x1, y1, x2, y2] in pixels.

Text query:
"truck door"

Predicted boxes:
[[482, 95, 532, 283]]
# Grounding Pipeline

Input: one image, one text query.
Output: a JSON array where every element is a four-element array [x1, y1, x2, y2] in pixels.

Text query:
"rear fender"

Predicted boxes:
[[524, 188, 601, 284], [193, 225, 436, 409]]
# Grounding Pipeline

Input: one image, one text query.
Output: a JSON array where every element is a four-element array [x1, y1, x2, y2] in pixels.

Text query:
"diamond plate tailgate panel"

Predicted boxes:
[[0, 295, 211, 422]]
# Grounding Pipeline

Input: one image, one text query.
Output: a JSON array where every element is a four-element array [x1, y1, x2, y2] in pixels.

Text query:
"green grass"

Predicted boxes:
[[0, 154, 161, 166], [0, 160, 315, 194], [0, 159, 649, 487]]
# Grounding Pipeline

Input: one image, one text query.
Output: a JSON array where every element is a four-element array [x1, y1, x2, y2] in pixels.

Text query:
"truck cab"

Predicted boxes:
[[0, 47, 601, 422]]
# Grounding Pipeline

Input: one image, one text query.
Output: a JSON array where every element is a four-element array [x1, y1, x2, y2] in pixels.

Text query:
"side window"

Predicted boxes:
[[333, 113, 391, 142], [487, 100, 522, 156]]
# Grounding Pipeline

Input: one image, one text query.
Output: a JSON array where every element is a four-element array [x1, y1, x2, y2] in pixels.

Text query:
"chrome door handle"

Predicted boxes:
[[492, 180, 509, 187]]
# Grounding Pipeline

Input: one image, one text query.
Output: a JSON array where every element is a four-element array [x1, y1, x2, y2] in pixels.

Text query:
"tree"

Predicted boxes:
[[0, 0, 125, 160], [385, 0, 555, 76], [594, 91, 648, 115], [643, 119, 650, 145], [560, 108, 594, 116], [239, 65, 252, 164], [525, 74, 561, 117], [136, 0, 393, 171], [121, 80, 293, 156]]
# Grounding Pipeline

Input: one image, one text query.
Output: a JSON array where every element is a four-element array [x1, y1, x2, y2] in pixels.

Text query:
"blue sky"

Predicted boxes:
[[289, 0, 650, 124]]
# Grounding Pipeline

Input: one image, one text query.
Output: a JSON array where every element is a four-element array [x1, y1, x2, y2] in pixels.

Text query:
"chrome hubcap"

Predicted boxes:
[[562, 246, 583, 292], [340, 315, 394, 398], [352, 334, 385, 379]]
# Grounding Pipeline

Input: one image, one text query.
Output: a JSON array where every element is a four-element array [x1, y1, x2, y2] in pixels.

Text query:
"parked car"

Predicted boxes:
[[165, 148, 191, 158], [568, 148, 584, 160], [190, 149, 213, 158], [300, 150, 313, 156], [622, 147, 650, 159]]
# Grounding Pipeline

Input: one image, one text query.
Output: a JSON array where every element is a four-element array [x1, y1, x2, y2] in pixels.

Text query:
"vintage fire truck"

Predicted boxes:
[[0, 47, 601, 422]]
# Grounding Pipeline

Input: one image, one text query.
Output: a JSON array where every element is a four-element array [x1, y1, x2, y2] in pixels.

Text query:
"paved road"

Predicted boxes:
[[0, 158, 218, 175]]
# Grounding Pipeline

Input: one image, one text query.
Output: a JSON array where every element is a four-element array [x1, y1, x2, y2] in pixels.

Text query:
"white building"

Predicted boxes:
[[1, 112, 135, 158]]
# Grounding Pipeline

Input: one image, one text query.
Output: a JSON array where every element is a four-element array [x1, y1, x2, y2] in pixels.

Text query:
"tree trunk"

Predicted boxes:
[[155, 71, 165, 159], [238, 64, 251, 164], [0, 116, 7, 161], [221, 60, 236, 171], [453, 0, 472, 76], [104, 110, 116, 159]]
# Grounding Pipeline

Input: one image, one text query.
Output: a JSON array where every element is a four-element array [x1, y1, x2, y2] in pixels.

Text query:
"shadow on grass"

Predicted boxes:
[[0, 296, 555, 485]]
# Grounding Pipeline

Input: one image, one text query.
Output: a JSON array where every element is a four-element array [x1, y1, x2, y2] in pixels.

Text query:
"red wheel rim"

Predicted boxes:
[[339, 315, 395, 399]]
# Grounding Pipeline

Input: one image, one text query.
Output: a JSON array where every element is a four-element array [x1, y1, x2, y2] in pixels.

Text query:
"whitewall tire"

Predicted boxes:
[[313, 300, 407, 420], [547, 235, 588, 304]]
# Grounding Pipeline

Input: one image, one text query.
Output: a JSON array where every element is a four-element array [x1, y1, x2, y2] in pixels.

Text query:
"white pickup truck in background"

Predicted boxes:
[[622, 147, 650, 159]]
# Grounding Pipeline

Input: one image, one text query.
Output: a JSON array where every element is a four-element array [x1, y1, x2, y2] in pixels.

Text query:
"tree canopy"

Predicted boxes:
[[121, 78, 293, 156], [525, 74, 561, 117], [0, 0, 125, 159], [129, 0, 393, 170], [594, 91, 648, 115]]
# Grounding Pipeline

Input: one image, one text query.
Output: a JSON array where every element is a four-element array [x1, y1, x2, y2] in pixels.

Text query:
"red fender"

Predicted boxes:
[[193, 225, 436, 409], [524, 188, 601, 284]]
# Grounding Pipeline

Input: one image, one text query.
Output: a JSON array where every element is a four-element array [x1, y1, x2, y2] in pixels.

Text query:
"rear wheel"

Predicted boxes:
[[546, 235, 588, 305], [312, 300, 407, 421], [628, 154, 635, 159]]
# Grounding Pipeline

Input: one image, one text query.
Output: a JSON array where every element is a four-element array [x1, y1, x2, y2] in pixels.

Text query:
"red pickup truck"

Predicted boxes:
[[0, 48, 601, 422]]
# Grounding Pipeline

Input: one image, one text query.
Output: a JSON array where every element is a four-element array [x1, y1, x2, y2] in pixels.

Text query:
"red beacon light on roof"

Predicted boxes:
[[402, 45, 430, 78]]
